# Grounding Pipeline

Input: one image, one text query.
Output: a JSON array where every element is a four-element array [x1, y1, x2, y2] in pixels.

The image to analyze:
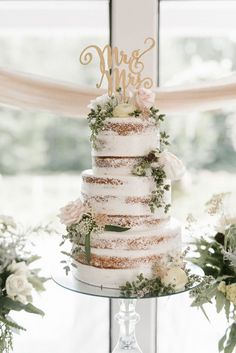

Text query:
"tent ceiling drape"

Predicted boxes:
[[0, 67, 236, 117]]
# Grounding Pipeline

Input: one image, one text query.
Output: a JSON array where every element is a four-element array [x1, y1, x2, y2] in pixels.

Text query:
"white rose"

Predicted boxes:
[[113, 103, 136, 117], [59, 198, 85, 226], [7, 261, 29, 276], [0, 215, 16, 228], [162, 267, 188, 290], [135, 88, 155, 110], [159, 151, 186, 180], [6, 274, 33, 304], [88, 94, 111, 110]]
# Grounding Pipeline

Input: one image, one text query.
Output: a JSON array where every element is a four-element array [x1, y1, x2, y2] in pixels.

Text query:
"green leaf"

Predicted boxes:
[[28, 276, 47, 292], [85, 232, 91, 264], [23, 303, 44, 316], [200, 305, 210, 322], [225, 323, 236, 353], [0, 297, 44, 316], [104, 225, 130, 232], [225, 299, 231, 321], [218, 332, 227, 352], [26, 255, 41, 265], [0, 297, 25, 311], [216, 290, 226, 313], [0, 315, 26, 332]]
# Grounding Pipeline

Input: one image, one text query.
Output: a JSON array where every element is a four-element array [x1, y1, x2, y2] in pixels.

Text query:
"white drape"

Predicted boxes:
[[0, 67, 236, 117]]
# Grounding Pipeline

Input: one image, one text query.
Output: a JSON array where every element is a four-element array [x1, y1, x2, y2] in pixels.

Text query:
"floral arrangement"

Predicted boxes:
[[189, 193, 236, 353], [59, 199, 130, 269], [0, 215, 48, 353], [87, 87, 166, 149], [132, 149, 185, 213], [120, 249, 203, 298]]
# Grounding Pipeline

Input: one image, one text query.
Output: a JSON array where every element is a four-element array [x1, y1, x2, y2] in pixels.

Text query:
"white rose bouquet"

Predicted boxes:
[[0, 215, 48, 353], [189, 193, 236, 353]]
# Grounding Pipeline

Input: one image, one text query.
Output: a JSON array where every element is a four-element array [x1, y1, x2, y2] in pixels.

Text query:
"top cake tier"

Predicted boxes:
[[91, 117, 159, 157]]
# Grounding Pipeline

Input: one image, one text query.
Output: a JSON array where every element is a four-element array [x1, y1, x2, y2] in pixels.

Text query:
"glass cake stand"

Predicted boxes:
[[52, 263, 204, 353]]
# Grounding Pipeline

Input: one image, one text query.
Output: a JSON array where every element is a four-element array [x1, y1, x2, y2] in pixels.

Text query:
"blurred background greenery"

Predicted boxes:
[[0, 1, 236, 224]]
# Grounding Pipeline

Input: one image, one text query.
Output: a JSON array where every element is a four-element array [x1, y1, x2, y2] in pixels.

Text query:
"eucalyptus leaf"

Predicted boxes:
[[0, 297, 25, 312], [85, 232, 91, 263], [216, 291, 226, 313], [104, 225, 130, 232], [23, 303, 44, 316], [200, 305, 210, 322], [225, 299, 231, 322], [28, 276, 47, 292], [225, 323, 236, 353], [26, 255, 41, 265], [218, 332, 227, 352]]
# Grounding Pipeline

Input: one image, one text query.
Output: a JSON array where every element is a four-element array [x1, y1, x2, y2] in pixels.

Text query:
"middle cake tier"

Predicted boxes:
[[81, 169, 171, 220]]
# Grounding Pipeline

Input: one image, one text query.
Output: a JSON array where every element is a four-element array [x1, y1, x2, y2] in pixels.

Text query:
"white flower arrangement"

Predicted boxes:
[[87, 88, 165, 149], [189, 193, 236, 353], [59, 199, 130, 271], [0, 215, 48, 353]]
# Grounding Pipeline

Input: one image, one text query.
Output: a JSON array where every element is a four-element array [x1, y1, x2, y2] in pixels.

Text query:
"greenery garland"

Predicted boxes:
[[132, 149, 171, 214]]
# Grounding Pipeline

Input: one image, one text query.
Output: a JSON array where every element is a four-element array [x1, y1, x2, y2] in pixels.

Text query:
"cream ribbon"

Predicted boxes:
[[0, 67, 236, 117]]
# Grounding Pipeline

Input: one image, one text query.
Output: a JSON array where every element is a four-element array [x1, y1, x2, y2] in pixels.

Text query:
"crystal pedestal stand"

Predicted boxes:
[[52, 263, 203, 353], [112, 299, 142, 353]]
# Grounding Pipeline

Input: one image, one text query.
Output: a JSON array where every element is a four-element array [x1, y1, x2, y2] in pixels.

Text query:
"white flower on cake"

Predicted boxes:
[[7, 260, 29, 276], [162, 267, 188, 290], [0, 215, 16, 228], [59, 198, 85, 226], [135, 88, 155, 110], [88, 93, 111, 110], [158, 151, 186, 180], [113, 103, 136, 117], [5, 274, 33, 304]]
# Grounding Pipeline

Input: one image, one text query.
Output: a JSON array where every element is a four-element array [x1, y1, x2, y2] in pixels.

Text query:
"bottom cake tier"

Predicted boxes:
[[72, 218, 183, 289]]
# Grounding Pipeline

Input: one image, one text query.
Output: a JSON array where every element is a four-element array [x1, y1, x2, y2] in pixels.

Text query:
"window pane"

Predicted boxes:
[[0, 2, 110, 353], [159, 2, 235, 353], [160, 0, 236, 219]]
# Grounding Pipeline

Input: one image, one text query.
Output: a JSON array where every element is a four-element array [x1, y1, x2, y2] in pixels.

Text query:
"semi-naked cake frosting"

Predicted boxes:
[[59, 88, 187, 290]]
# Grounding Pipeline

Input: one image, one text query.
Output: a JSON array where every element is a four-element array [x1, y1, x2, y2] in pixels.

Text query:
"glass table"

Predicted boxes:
[[52, 263, 204, 353]]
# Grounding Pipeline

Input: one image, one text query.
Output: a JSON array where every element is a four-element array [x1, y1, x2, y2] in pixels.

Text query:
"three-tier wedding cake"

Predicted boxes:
[[59, 88, 188, 291]]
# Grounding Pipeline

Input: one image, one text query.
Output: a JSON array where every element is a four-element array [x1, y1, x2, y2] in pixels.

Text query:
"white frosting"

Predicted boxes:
[[81, 170, 171, 217], [93, 165, 134, 176], [83, 194, 171, 218], [80, 233, 181, 258], [92, 117, 160, 157], [82, 170, 158, 196], [70, 111, 185, 289], [89, 218, 181, 247], [73, 261, 154, 289]]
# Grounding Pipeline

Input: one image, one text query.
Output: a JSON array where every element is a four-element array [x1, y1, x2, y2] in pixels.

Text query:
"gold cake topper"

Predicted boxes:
[[79, 37, 155, 99]]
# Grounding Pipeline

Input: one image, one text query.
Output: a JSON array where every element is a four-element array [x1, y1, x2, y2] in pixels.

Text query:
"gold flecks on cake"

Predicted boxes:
[[83, 175, 124, 185], [75, 253, 163, 269], [104, 215, 168, 228], [125, 196, 150, 205], [78, 235, 177, 251], [92, 156, 142, 168], [102, 121, 154, 136], [94, 213, 109, 226]]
